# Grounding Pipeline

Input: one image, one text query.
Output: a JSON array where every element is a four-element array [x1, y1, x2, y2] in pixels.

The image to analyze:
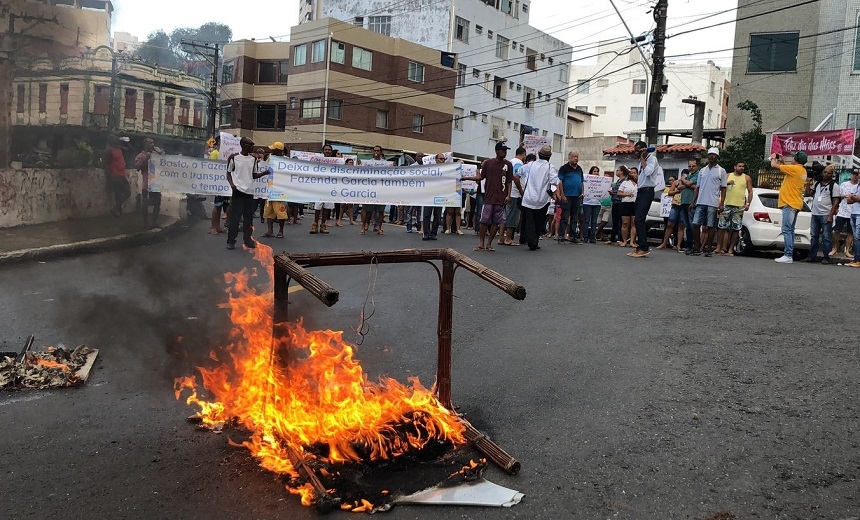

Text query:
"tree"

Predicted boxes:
[[719, 100, 768, 178], [135, 23, 232, 70]]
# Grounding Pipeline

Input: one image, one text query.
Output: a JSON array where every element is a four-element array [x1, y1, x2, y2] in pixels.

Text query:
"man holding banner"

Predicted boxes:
[[226, 137, 267, 250]]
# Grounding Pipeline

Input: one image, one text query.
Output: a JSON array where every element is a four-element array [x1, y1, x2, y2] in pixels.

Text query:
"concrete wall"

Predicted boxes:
[[0, 167, 183, 228]]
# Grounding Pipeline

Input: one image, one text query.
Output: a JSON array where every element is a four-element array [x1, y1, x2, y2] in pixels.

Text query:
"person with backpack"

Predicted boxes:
[[805, 163, 841, 264]]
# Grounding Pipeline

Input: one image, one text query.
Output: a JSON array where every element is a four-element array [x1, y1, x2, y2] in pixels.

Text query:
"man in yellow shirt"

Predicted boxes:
[[771, 151, 808, 264]]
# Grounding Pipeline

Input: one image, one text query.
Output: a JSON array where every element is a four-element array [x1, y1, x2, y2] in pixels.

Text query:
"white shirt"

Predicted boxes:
[[837, 180, 857, 218], [510, 158, 524, 198], [227, 154, 257, 194], [810, 181, 840, 216], [637, 152, 663, 190], [517, 159, 559, 210], [619, 180, 637, 202], [847, 182, 860, 215]]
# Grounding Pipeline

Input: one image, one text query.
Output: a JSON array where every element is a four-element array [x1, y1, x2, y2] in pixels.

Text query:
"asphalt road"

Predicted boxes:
[[2, 220, 859, 520]]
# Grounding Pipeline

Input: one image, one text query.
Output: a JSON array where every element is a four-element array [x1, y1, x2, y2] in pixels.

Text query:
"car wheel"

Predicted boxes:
[[735, 227, 753, 256]]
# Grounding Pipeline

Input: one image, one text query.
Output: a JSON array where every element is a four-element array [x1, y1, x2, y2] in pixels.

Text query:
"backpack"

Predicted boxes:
[[812, 179, 836, 200]]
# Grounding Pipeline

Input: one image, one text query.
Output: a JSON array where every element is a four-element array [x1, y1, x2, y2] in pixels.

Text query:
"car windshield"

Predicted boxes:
[[759, 193, 811, 212]]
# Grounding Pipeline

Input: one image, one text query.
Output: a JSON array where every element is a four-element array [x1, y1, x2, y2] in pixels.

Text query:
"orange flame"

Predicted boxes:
[[33, 358, 72, 371], [175, 242, 466, 500]]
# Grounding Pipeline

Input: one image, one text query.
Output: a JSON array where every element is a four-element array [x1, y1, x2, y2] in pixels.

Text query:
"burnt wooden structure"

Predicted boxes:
[[273, 248, 525, 482]]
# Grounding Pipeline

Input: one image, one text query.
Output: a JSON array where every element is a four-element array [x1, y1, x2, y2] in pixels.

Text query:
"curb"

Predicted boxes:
[[0, 218, 189, 267]]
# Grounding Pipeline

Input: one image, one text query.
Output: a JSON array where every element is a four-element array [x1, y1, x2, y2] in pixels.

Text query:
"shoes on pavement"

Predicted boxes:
[[422, 236, 431, 241], [320, 224, 329, 234], [456, 229, 464, 235], [774, 255, 793, 264], [803, 257, 816, 263], [821, 258, 830, 265], [244, 240, 257, 249], [226, 242, 236, 250], [310, 222, 318, 234]]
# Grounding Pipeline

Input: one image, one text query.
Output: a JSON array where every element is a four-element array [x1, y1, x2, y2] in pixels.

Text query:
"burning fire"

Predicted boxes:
[[175, 244, 466, 506]]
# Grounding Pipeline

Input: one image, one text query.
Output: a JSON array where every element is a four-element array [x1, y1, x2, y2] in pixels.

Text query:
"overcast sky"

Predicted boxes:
[[112, 0, 738, 66]]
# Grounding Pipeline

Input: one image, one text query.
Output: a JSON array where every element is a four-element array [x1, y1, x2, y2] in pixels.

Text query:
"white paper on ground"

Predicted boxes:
[[394, 478, 524, 507]]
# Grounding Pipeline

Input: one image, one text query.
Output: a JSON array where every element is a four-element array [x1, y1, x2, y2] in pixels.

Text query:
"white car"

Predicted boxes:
[[735, 188, 812, 256]]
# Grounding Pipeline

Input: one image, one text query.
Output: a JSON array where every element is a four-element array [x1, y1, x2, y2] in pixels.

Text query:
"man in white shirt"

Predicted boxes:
[[514, 146, 561, 251], [690, 147, 727, 256], [226, 137, 268, 250], [844, 168, 860, 267], [804, 164, 840, 264], [630, 141, 664, 258], [831, 169, 858, 258]]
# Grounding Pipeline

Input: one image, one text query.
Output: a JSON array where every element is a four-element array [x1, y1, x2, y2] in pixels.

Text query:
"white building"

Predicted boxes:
[[111, 31, 140, 54], [299, 0, 573, 165], [569, 41, 730, 144]]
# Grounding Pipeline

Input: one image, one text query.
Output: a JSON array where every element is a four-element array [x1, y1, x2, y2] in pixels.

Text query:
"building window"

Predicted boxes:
[[630, 106, 644, 121], [328, 99, 342, 120], [38, 83, 47, 113], [491, 116, 504, 139], [331, 41, 345, 64], [256, 104, 275, 128], [496, 35, 509, 60], [258, 62, 278, 83], [164, 96, 175, 124], [453, 107, 464, 131], [276, 104, 287, 129], [142, 92, 154, 122], [523, 87, 534, 109], [455, 16, 469, 43], [576, 79, 590, 94], [193, 101, 204, 127], [748, 32, 799, 73], [558, 63, 570, 83], [16, 84, 25, 113], [526, 48, 536, 70], [469, 111, 477, 120], [353, 16, 364, 26], [220, 105, 233, 126], [368, 15, 391, 36], [376, 109, 389, 129], [293, 43, 307, 66], [412, 114, 424, 133], [353, 47, 372, 71], [123, 88, 136, 119], [457, 63, 466, 86], [472, 68, 480, 78], [595, 105, 606, 115], [710, 81, 716, 97], [300, 98, 322, 119], [632, 79, 646, 94], [311, 40, 326, 63], [493, 77, 506, 99], [574, 105, 588, 111], [408, 61, 425, 83], [487, 30, 493, 39], [847, 113, 860, 129], [659, 106, 666, 122], [596, 78, 608, 88], [60, 84, 69, 116], [553, 133, 563, 153], [280, 62, 289, 83], [222, 62, 235, 83], [475, 25, 483, 35], [707, 109, 714, 125], [94, 85, 110, 115], [522, 2, 529, 12], [555, 99, 565, 118], [178, 99, 190, 125]]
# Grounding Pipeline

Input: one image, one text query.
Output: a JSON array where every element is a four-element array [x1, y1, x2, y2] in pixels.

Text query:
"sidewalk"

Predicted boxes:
[[0, 213, 185, 266]]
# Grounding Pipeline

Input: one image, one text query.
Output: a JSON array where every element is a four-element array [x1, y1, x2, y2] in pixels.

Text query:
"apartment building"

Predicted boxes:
[[219, 18, 456, 154], [727, 0, 860, 143], [300, 0, 572, 165], [568, 40, 730, 144]]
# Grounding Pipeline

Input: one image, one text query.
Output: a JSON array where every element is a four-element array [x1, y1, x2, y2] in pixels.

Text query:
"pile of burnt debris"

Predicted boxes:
[[1, 335, 99, 390]]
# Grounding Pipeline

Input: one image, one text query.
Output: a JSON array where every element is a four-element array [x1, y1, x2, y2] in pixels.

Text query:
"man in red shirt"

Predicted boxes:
[[465, 142, 513, 251], [105, 135, 130, 216]]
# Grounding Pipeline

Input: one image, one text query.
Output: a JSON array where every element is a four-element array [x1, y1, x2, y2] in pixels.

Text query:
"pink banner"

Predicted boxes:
[[771, 129, 857, 157]]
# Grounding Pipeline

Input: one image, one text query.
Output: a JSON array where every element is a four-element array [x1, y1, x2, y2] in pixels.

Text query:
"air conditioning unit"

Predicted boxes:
[[492, 126, 503, 140]]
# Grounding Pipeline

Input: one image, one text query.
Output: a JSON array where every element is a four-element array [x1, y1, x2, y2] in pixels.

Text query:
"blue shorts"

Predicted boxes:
[[693, 205, 718, 228]]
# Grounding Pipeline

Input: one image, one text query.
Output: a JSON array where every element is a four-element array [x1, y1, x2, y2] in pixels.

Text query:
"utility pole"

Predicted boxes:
[[646, 0, 668, 146], [108, 52, 119, 132], [181, 40, 221, 139], [682, 97, 706, 144]]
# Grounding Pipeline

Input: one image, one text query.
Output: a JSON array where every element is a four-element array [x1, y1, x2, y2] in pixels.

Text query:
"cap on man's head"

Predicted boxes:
[[707, 147, 720, 156], [269, 141, 284, 151], [538, 145, 552, 158], [794, 151, 808, 164], [495, 142, 510, 151]]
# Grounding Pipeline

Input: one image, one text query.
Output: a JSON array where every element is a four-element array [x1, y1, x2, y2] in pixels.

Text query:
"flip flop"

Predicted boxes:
[[276, 233, 284, 238], [474, 245, 485, 251], [359, 230, 366, 235], [486, 246, 496, 252]]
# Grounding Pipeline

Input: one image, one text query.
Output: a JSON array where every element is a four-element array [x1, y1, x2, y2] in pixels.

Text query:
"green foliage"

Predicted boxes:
[[719, 100, 768, 176], [135, 23, 233, 71]]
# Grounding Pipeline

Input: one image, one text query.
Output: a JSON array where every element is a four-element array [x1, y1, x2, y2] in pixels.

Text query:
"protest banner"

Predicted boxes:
[[148, 154, 269, 198], [770, 129, 857, 157], [289, 151, 357, 164], [460, 164, 477, 194], [660, 194, 673, 218], [523, 135, 549, 156], [583, 174, 612, 205], [269, 157, 462, 206], [362, 159, 394, 167], [218, 132, 241, 158]]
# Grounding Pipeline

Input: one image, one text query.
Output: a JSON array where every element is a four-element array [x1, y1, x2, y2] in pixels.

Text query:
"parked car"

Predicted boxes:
[[734, 188, 811, 256]]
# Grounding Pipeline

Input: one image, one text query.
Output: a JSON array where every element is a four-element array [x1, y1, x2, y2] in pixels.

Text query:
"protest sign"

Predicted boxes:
[[362, 159, 394, 167], [460, 164, 477, 194], [289, 151, 358, 164], [269, 157, 462, 206], [148, 154, 269, 198], [523, 135, 549, 156], [583, 174, 612, 205], [218, 132, 241, 158], [660, 194, 673, 218]]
